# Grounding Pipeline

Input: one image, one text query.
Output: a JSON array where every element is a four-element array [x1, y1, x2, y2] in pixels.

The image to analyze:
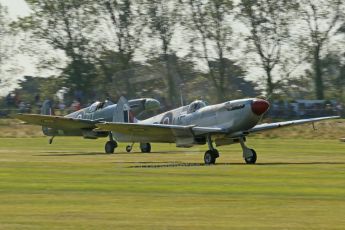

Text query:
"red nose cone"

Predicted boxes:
[[251, 99, 270, 116]]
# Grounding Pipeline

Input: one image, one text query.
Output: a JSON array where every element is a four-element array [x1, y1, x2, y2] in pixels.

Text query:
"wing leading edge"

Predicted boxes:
[[246, 116, 339, 134], [13, 114, 100, 130], [96, 122, 228, 145], [97, 116, 339, 146]]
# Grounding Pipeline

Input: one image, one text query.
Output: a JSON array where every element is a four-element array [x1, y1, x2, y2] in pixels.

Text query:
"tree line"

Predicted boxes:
[[1, 0, 345, 106]]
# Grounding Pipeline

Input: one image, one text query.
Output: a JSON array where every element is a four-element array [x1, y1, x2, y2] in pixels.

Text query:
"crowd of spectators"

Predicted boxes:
[[1, 92, 344, 119], [267, 100, 344, 119], [0, 92, 84, 117]]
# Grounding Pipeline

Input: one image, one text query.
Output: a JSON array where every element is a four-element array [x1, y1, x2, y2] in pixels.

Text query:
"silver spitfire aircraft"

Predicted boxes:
[[14, 98, 160, 153], [97, 97, 338, 164]]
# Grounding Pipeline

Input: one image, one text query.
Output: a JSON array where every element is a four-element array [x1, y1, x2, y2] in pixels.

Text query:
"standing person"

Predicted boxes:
[[71, 100, 81, 111], [336, 103, 343, 117]]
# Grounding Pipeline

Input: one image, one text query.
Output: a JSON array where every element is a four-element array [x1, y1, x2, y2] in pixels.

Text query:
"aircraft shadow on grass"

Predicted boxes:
[[128, 162, 231, 168], [33, 152, 345, 168], [255, 162, 345, 166], [35, 150, 202, 157], [35, 152, 107, 156], [127, 161, 345, 168]]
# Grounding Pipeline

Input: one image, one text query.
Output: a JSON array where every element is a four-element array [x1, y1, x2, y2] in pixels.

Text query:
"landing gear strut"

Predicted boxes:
[[49, 136, 55, 144], [140, 143, 151, 153], [204, 135, 219, 165], [240, 138, 257, 164], [105, 133, 117, 154]]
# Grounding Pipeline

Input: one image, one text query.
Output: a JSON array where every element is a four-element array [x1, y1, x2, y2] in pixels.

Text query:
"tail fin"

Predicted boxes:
[[113, 96, 138, 123], [41, 100, 54, 136], [41, 100, 54, 115]]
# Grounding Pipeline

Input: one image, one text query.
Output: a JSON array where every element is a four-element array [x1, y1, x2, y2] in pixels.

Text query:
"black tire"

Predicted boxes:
[[213, 149, 219, 159], [140, 143, 151, 153], [126, 145, 132, 153], [105, 141, 117, 154], [204, 150, 217, 165], [245, 149, 257, 164]]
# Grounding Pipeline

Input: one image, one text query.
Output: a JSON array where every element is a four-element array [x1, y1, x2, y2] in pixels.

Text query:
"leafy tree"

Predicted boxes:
[[19, 0, 99, 102], [98, 0, 146, 98], [0, 3, 9, 69], [321, 53, 345, 101], [298, 0, 345, 99], [278, 73, 314, 99], [186, 0, 235, 102], [239, 0, 298, 98], [16, 76, 63, 104], [146, 0, 183, 106], [0, 3, 15, 90]]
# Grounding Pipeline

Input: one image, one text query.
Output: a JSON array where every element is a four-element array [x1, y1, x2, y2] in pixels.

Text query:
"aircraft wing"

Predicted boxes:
[[13, 114, 100, 130], [246, 116, 339, 134], [192, 126, 229, 135], [96, 122, 228, 145], [96, 116, 339, 144]]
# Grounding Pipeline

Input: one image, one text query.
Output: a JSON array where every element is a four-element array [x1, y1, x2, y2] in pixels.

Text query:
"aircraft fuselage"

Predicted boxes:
[[43, 98, 160, 138], [140, 98, 269, 136]]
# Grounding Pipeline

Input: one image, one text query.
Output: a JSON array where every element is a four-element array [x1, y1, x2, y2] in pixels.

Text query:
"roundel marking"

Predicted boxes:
[[160, 112, 173, 125]]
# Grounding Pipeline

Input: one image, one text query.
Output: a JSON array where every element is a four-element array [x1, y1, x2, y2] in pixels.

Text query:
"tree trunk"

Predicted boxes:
[[218, 53, 226, 102], [266, 68, 274, 98], [122, 58, 134, 98], [164, 53, 177, 107], [314, 45, 324, 100], [263, 61, 274, 98]]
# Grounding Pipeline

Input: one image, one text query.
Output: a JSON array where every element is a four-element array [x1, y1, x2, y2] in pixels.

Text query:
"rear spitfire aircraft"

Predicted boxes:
[[14, 97, 160, 153], [97, 97, 338, 164]]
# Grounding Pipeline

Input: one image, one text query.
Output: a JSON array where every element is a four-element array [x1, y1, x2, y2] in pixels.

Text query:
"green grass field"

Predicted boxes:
[[0, 137, 345, 229]]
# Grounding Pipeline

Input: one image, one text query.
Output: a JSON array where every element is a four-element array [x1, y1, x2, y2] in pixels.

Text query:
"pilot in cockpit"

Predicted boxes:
[[95, 102, 104, 110], [93, 99, 114, 111], [187, 100, 207, 113], [103, 98, 113, 107]]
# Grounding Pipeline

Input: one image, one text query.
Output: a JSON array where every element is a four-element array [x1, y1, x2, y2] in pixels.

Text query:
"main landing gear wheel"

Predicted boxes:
[[140, 143, 151, 153], [204, 135, 219, 165], [204, 150, 219, 165], [105, 141, 117, 154], [126, 145, 133, 153], [240, 138, 257, 164], [244, 149, 257, 164]]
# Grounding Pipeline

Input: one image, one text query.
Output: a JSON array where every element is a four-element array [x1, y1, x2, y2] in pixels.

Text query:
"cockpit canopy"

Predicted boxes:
[[88, 100, 113, 113], [187, 100, 207, 114], [88, 102, 101, 113]]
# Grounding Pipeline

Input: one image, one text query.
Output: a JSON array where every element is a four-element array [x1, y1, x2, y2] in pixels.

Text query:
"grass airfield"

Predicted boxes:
[[0, 136, 345, 229]]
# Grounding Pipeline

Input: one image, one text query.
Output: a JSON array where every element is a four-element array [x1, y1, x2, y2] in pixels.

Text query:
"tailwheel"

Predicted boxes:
[[204, 149, 219, 165], [244, 149, 257, 164], [140, 143, 151, 153], [126, 144, 133, 153], [105, 141, 117, 154]]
